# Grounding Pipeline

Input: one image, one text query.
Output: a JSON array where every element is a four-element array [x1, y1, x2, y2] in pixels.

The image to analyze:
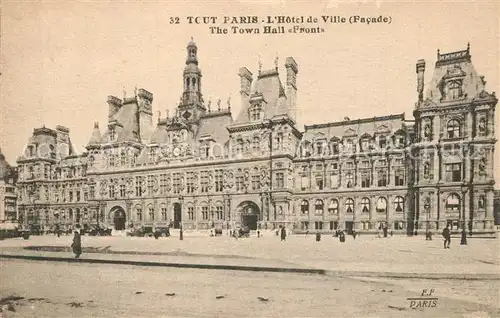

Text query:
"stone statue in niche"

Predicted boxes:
[[424, 123, 432, 141], [478, 196, 486, 209], [478, 118, 486, 134], [423, 162, 430, 179], [478, 157, 487, 175]]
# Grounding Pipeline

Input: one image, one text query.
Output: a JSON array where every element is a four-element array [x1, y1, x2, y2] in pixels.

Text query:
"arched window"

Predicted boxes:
[[447, 119, 461, 138], [301, 200, 309, 214], [345, 198, 354, 213], [315, 199, 324, 214], [376, 197, 387, 213], [328, 199, 338, 214], [361, 197, 370, 213], [394, 196, 404, 212], [445, 193, 460, 211]]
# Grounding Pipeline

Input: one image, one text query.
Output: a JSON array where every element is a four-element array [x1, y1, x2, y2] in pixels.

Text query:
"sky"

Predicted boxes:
[[1, 0, 499, 183]]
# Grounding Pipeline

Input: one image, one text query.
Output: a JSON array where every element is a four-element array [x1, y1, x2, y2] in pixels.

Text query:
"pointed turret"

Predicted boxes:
[[87, 122, 102, 147]]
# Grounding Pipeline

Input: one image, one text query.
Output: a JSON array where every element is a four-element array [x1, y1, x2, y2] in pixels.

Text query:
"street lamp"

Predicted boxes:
[[424, 197, 431, 240], [178, 196, 183, 240], [460, 184, 468, 245]]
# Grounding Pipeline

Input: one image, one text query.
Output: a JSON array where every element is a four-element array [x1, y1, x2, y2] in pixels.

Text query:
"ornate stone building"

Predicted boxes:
[[15, 40, 497, 234], [0, 149, 18, 222], [412, 44, 497, 234]]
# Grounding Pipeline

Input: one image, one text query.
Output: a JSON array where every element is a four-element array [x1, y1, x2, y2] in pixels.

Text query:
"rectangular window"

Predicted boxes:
[[120, 184, 126, 197], [200, 172, 209, 193], [173, 173, 181, 194], [315, 176, 323, 190], [69, 191, 74, 202], [394, 170, 405, 186], [188, 207, 195, 220], [135, 177, 143, 197], [202, 206, 209, 220], [215, 170, 223, 192], [445, 163, 462, 182], [361, 174, 370, 188], [236, 176, 245, 191], [89, 186, 95, 200], [346, 162, 354, 169], [252, 175, 260, 190], [378, 171, 387, 187], [186, 173, 195, 194], [109, 155, 115, 167], [332, 163, 338, 170], [136, 208, 142, 222], [379, 136, 387, 149], [315, 221, 323, 230], [76, 191, 81, 202], [159, 174, 167, 194], [276, 172, 285, 188], [108, 185, 115, 199], [216, 206, 224, 220], [330, 174, 338, 188], [161, 207, 167, 221], [147, 175, 155, 195], [301, 176, 309, 191]]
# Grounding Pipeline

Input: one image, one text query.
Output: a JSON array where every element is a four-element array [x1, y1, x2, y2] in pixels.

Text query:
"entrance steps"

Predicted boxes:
[[111, 230, 127, 237]]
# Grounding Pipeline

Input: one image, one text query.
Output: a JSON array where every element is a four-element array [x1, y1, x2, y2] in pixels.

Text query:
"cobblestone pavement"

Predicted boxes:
[[1, 260, 498, 318], [1, 233, 498, 276]]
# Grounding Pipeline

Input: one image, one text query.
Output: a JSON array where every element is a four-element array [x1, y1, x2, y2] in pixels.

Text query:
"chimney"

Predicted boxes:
[[107, 95, 122, 119], [416, 59, 426, 105], [238, 67, 253, 97], [285, 57, 298, 121]]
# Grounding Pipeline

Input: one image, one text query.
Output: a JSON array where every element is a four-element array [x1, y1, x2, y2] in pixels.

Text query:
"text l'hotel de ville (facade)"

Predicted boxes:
[[10, 39, 498, 235]]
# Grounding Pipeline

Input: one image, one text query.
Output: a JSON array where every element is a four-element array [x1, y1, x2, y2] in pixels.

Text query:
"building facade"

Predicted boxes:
[[15, 40, 497, 234], [0, 149, 18, 222]]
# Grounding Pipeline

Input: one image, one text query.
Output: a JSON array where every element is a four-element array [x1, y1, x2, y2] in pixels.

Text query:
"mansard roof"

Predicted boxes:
[[197, 110, 233, 144], [303, 113, 406, 141], [423, 44, 497, 107], [235, 67, 288, 123], [102, 96, 140, 143]]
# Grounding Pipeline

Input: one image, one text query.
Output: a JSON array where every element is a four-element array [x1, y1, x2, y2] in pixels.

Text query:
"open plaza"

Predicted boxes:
[[0, 232, 499, 317]]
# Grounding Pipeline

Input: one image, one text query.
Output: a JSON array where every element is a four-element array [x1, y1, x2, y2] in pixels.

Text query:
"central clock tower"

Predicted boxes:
[[178, 38, 206, 123]]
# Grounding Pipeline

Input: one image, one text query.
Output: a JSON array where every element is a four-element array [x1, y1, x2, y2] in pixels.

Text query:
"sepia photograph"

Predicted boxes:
[[0, 1, 499, 317]]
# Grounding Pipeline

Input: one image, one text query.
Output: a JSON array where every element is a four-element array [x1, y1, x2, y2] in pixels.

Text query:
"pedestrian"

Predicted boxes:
[[315, 231, 321, 242], [442, 225, 451, 249], [339, 230, 346, 243], [280, 226, 286, 242], [71, 230, 82, 258], [352, 230, 357, 239]]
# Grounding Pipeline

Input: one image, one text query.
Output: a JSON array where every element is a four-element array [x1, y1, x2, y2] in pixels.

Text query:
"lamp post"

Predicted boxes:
[[460, 184, 468, 245], [178, 196, 183, 240], [424, 197, 431, 240]]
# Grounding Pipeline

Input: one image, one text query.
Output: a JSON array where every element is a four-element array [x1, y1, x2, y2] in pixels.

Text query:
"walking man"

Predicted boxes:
[[71, 229, 82, 258], [280, 226, 287, 242], [442, 224, 451, 249]]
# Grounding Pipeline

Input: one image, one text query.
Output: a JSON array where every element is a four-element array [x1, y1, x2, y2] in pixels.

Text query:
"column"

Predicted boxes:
[[485, 190, 494, 229], [369, 195, 376, 230]]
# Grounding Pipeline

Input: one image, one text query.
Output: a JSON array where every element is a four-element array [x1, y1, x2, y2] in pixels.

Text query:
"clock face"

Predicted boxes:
[[173, 147, 181, 157]]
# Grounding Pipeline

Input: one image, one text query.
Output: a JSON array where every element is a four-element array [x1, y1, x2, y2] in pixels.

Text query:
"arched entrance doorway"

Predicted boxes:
[[237, 201, 260, 230], [110, 206, 126, 230], [173, 203, 182, 229]]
